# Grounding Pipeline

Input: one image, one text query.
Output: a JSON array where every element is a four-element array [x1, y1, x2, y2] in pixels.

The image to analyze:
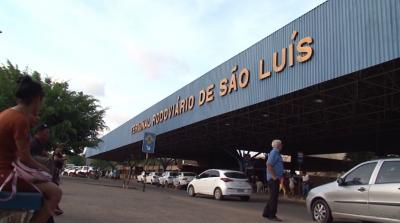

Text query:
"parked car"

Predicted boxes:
[[145, 172, 162, 184], [173, 172, 196, 188], [159, 171, 178, 187], [64, 166, 80, 176], [137, 171, 147, 182], [187, 169, 252, 201], [306, 158, 400, 223], [62, 165, 76, 176], [76, 166, 94, 176]]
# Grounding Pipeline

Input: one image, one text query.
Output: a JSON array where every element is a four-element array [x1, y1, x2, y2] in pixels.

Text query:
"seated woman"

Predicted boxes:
[[0, 76, 62, 223]]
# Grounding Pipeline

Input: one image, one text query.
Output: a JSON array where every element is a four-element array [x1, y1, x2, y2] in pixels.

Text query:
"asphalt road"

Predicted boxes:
[[55, 177, 359, 223]]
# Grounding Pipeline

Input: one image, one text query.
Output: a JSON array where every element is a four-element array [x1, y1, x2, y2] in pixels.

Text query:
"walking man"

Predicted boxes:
[[263, 139, 284, 221]]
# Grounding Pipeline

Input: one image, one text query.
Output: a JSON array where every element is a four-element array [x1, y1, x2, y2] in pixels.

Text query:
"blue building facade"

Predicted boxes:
[[87, 0, 400, 159]]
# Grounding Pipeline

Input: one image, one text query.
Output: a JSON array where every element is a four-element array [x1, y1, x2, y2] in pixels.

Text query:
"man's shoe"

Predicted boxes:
[[54, 209, 64, 216], [267, 216, 282, 221]]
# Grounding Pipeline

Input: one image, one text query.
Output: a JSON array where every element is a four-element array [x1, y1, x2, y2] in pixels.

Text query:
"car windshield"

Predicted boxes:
[[183, 173, 196, 176], [170, 173, 178, 176], [224, 172, 247, 179], [155, 173, 162, 176]]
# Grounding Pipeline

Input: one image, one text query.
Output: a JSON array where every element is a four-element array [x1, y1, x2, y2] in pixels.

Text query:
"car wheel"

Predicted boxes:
[[214, 188, 223, 200], [188, 186, 196, 197], [312, 199, 332, 223], [240, 196, 250, 201]]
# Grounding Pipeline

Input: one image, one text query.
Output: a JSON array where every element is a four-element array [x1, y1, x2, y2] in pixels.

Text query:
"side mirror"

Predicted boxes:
[[195, 175, 200, 179], [337, 178, 344, 186]]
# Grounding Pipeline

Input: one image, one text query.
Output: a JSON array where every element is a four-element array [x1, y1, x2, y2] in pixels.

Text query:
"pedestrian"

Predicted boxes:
[[289, 174, 296, 197], [262, 139, 284, 221], [279, 176, 287, 198], [30, 124, 62, 221], [0, 75, 62, 223], [52, 145, 66, 185], [256, 176, 264, 193], [53, 145, 67, 215], [302, 171, 310, 198], [30, 123, 52, 168]]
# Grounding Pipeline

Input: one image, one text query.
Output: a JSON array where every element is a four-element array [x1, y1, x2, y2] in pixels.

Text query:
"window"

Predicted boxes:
[[344, 162, 377, 186], [199, 172, 210, 179], [224, 172, 247, 179], [208, 171, 220, 177], [183, 173, 196, 177], [376, 161, 400, 184]]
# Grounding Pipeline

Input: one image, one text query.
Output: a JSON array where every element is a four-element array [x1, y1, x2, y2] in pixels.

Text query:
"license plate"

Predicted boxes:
[[237, 189, 244, 192]]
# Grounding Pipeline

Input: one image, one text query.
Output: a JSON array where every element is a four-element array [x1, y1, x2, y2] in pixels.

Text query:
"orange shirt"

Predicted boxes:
[[0, 108, 36, 191], [0, 108, 30, 171]]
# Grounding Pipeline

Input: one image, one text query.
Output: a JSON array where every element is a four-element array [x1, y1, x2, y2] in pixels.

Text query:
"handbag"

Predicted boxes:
[[0, 159, 52, 201]]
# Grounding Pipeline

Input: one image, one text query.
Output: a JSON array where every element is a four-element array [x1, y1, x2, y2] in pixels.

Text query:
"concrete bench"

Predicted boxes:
[[0, 192, 43, 223]]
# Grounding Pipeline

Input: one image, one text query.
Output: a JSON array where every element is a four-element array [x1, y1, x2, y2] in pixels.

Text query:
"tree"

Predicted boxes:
[[67, 155, 86, 166], [0, 61, 107, 154], [157, 158, 175, 171]]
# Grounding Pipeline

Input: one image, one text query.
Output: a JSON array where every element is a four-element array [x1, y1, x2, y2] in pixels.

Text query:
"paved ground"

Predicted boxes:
[[55, 177, 358, 223]]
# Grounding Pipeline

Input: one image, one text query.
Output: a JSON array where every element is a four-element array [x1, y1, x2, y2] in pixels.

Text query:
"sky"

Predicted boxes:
[[0, 0, 326, 135]]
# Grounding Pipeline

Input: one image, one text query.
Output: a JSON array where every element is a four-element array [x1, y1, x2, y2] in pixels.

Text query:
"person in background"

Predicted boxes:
[[289, 173, 297, 197], [256, 176, 265, 193], [52, 145, 66, 185], [279, 175, 287, 198], [30, 124, 52, 168], [52, 145, 67, 215], [262, 139, 284, 221], [302, 171, 310, 198], [0, 75, 62, 223]]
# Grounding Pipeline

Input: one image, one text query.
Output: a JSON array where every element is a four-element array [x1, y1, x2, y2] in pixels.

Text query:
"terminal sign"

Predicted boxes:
[[132, 31, 314, 134]]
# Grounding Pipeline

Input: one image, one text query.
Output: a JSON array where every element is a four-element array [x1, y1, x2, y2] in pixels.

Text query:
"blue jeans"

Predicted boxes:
[[302, 183, 310, 197]]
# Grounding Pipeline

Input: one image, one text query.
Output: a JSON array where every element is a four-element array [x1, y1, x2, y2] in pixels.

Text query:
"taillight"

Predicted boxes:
[[221, 178, 233, 182]]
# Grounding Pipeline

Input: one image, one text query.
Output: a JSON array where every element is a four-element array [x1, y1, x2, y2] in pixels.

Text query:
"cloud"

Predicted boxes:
[[1, 0, 326, 134], [85, 81, 106, 97], [124, 42, 190, 80]]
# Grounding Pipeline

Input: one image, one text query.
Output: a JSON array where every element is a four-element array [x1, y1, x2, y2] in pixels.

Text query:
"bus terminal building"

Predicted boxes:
[[87, 0, 400, 171]]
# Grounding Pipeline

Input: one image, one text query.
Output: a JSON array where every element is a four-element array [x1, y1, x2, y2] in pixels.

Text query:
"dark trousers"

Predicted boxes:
[[263, 179, 280, 218]]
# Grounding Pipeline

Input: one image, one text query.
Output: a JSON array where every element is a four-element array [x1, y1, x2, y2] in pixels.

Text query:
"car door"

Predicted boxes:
[[369, 160, 400, 220], [331, 162, 377, 217], [195, 171, 210, 194], [202, 170, 220, 195]]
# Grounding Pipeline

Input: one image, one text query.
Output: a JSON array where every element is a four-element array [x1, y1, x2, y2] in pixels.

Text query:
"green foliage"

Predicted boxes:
[[67, 155, 86, 166], [0, 61, 107, 154], [0, 62, 22, 111]]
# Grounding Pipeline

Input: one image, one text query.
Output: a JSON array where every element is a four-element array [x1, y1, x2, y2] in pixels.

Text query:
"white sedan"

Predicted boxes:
[[187, 169, 252, 201], [173, 172, 196, 188], [145, 172, 162, 184]]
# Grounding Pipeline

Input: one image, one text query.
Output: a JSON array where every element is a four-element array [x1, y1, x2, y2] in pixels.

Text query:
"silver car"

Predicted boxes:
[[306, 158, 400, 223]]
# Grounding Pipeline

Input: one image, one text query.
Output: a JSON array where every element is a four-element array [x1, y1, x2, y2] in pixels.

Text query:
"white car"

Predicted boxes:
[[145, 172, 162, 184], [159, 171, 178, 186], [62, 166, 77, 176], [173, 172, 196, 187], [76, 166, 94, 176], [65, 166, 81, 176], [136, 171, 147, 182], [306, 158, 400, 223], [187, 169, 252, 201]]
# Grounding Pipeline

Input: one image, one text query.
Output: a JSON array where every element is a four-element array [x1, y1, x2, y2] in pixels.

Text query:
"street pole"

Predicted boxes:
[[142, 153, 149, 192]]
